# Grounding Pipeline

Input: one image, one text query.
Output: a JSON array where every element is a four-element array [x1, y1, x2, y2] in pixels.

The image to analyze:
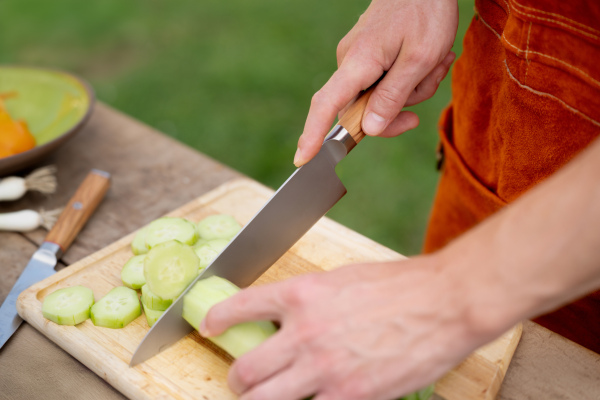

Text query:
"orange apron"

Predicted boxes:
[[424, 0, 600, 353]]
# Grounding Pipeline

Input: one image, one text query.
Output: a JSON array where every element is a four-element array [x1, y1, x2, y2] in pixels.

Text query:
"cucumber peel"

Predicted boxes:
[[142, 303, 164, 327], [183, 276, 277, 358], [42, 286, 94, 326], [141, 284, 172, 311]]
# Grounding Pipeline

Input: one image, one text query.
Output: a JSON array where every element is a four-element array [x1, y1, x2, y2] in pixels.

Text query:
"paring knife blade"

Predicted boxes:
[[130, 88, 375, 367], [0, 169, 111, 349]]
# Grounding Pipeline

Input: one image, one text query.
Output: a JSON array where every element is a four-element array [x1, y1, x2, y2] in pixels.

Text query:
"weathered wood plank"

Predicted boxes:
[[499, 320, 600, 399]]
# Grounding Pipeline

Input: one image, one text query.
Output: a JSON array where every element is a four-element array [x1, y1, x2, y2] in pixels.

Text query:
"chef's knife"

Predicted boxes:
[[130, 87, 375, 366], [0, 169, 111, 349]]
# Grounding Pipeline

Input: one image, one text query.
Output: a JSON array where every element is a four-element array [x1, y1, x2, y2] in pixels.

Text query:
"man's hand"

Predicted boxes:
[[200, 259, 480, 400], [294, 0, 459, 166]]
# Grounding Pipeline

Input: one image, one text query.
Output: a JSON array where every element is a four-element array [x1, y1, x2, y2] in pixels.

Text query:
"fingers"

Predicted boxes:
[[361, 46, 437, 136], [405, 51, 455, 107], [295, 59, 384, 167], [238, 361, 319, 400], [228, 328, 296, 395], [201, 283, 285, 337], [377, 111, 419, 138]]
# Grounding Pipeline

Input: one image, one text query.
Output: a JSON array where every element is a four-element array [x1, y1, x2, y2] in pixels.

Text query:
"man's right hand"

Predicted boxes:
[[294, 0, 459, 167]]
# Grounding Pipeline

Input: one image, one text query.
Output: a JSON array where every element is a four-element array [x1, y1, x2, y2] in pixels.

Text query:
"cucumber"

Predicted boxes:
[[144, 217, 199, 249], [90, 286, 141, 329], [144, 240, 200, 299], [42, 286, 95, 326], [131, 226, 150, 255], [183, 276, 277, 358], [121, 255, 146, 289], [142, 303, 164, 327], [197, 214, 241, 240], [141, 284, 172, 311], [193, 239, 229, 271]]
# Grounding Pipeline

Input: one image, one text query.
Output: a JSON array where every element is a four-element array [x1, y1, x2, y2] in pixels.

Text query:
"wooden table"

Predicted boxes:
[[1, 103, 599, 400]]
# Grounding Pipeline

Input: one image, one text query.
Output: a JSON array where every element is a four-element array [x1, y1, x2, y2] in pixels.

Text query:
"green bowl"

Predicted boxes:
[[0, 66, 94, 176]]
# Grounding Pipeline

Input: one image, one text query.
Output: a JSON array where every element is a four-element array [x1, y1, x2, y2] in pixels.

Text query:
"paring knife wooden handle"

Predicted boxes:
[[45, 169, 111, 252], [337, 86, 376, 145]]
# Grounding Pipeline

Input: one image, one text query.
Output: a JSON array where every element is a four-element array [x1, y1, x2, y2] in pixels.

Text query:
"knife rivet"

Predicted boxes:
[[72, 202, 83, 210]]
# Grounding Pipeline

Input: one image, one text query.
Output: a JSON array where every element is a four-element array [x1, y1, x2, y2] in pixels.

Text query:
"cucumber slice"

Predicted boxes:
[[131, 226, 150, 255], [90, 286, 141, 329], [197, 214, 241, 240], [121, 255, 146, 289], [183, 276, 277, 358], [144, 240, 200, 299], [141, 284, 172, 311], [193, 239, 229, 271], [142, 303, 164, 327], [42, 286, 94, 326], [144, 217, 198, 249]]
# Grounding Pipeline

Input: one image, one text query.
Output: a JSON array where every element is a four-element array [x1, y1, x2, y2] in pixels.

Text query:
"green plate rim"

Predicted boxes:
[[0, 65, 95, 175]]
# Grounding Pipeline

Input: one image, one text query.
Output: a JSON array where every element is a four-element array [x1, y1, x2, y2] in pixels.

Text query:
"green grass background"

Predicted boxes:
[[1, 0, 474, 256]]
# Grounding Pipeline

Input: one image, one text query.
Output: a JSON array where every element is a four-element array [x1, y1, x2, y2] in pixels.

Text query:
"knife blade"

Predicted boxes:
[[0, 169, 111, 349], [130, 88, 374, 366]]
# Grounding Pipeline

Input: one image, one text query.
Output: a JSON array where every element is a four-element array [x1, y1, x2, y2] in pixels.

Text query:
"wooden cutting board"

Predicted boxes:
[[17, 178, 521, 400]]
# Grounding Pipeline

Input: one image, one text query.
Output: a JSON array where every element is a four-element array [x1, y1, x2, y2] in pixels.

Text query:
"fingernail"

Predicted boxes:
[[199, 319, 210, 337], [293, 148, 303, 167], [437, 74, 445, 85], [363, 112, 386, 136]]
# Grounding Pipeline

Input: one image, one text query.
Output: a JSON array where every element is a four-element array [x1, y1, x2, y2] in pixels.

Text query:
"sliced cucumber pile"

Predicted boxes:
[[41, 213, 243, 331], [42, 286, 95, 326], [121, 255, 146, 289], [90, 286, 141, 329], [183, 276, 277, 358]]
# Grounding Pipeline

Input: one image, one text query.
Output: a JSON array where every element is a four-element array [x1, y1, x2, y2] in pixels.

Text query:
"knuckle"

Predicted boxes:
[[374, 85, 404, 113], [281, 278, 313, 309], [336, 38, 348, 63], [311, 90, 327, 108], [404, 50, 437, 68], [231, 359, 255, 388]]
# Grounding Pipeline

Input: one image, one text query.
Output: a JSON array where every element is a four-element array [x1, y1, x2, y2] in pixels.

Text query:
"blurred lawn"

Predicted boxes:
[[1, 0, 473, 256]]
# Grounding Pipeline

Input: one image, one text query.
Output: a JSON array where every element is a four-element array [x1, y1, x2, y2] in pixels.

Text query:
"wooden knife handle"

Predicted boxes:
[[45, 170, 111, 252], [337, 86, 376, 146]]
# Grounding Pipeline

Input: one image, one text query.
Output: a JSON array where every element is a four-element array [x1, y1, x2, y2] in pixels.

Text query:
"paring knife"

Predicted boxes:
[[0, 169, 111, 349], [130, 87, 375, 366]]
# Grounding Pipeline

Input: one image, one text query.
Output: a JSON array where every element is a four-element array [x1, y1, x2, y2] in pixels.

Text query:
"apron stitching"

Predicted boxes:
[[510, 6, 600, 41], [476, 7, 502, 40], [504, 59, 600, 129], [501, 0, 511, 15], [525, 22, 532, 79], [510, 0, 600, 36], [502, 33, 600, 89], [477, 9, 600, 89]]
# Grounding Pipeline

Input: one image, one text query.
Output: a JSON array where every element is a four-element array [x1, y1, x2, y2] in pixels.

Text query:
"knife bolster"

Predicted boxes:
[[324, 125, 356, 155], [37, 242, 63, 264]]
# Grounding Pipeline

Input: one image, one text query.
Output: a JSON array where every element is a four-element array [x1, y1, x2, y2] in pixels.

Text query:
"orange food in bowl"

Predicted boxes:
[[0, 92, 36, 158]]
